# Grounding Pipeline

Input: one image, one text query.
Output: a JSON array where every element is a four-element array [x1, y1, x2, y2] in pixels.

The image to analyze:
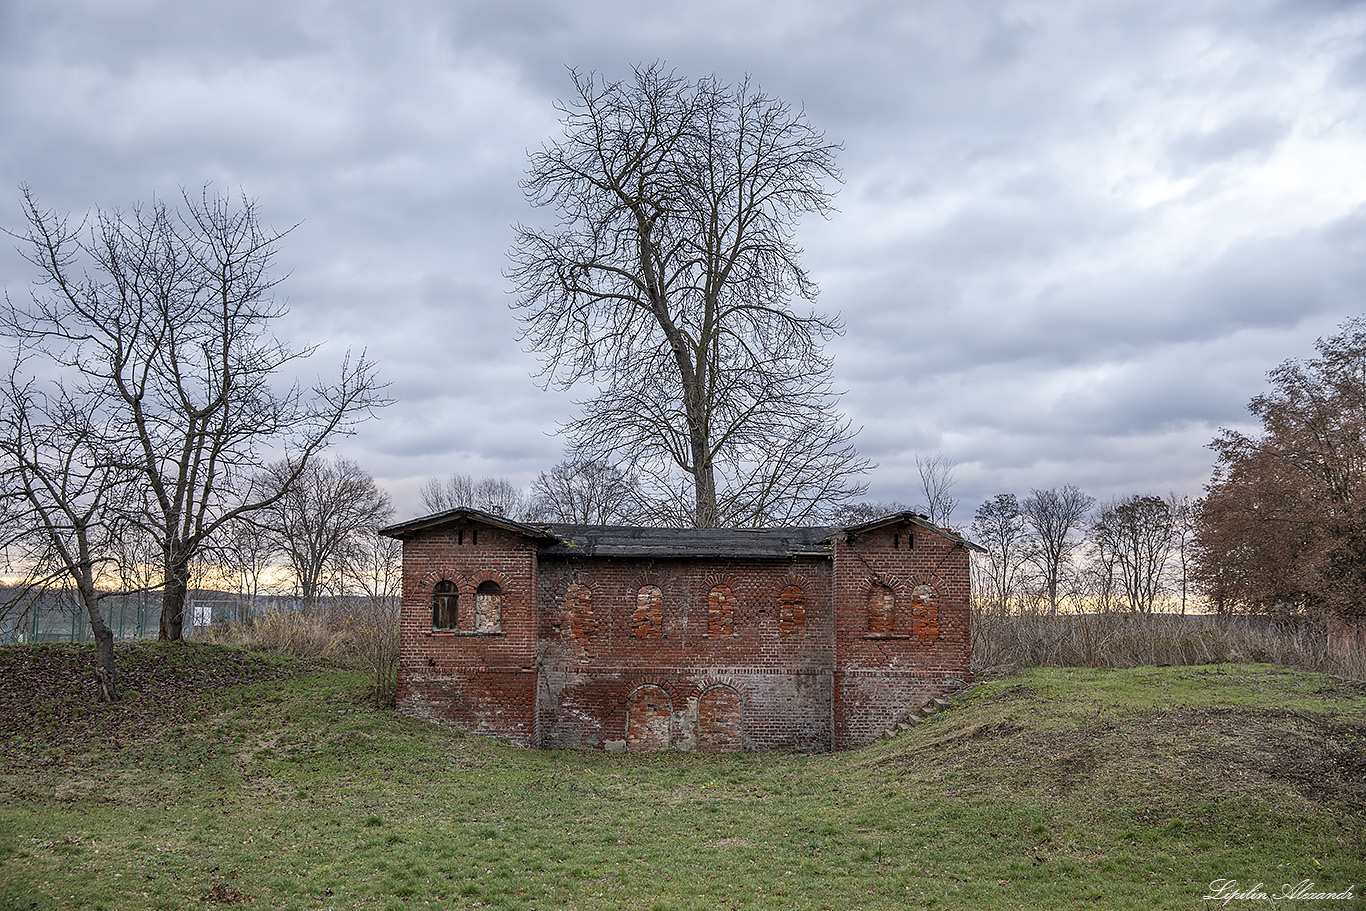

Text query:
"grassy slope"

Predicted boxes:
[[0, 644, 1362, 911]]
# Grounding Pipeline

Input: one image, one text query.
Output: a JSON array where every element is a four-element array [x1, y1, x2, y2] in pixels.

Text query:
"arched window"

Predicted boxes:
[[867, 583, 895, 633], [708, 585, 736, 637], [633, 585, 663, 638], [911, 584, 939, 639], [432, 581, 458, 630], [778, 584, 806, 635], [475, 580, 502, 633], [566, 583, 594, 638]]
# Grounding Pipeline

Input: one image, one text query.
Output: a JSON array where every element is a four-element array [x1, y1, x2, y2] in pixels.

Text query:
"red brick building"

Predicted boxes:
[[380, 507, 979, 751]]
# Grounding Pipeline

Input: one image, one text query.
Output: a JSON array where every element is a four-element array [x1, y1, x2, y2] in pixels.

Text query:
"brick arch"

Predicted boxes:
[[415, 567, 470, 593], [466, 568, 513, 595], [625, 683, 673, 752], [697, 684, 744, 752]]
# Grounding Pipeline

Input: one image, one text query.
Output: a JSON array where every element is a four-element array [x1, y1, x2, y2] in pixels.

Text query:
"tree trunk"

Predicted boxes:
[[78, 587, 118, 702], [160, 551, 191, 640]]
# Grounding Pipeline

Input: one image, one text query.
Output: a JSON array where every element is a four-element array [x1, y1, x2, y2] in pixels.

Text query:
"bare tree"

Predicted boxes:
[[527, 457, 643, 524], [915, 451, 959, 529], [970, 494, 1030, 613], [418, 472, 530, 518], [509, 64, 869, 527], [1167, 492, 1195, 615], [827, 499, 918, 526], [0, 376, 129, 699], [1021, 485, 1094, 614], [418, 473, 476, 513], [1091, 495, 1175, 614], [259, 457, 392, 610], [1194, 318, 1366, 638], [5, 186, 387, 640]]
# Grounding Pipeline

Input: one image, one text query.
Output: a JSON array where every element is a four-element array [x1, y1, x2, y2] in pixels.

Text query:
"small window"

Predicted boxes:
[[778, 584, 806, 635], [475, 580, 502, 633], [708, 585, 736, 637], [633, 585, 663, 638], [867, 584, 895, 633], [432, 581, 458, 629]]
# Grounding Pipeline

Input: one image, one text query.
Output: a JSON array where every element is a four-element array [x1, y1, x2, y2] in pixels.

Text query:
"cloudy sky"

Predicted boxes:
[[2, 0, 1364, 526]]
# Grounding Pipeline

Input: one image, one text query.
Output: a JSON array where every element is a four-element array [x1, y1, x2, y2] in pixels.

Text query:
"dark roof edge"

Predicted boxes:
[[828, 510, 986, 552], [379, 506, 554, 540]]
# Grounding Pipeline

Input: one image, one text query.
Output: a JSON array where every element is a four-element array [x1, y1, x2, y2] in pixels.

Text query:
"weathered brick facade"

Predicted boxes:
[[381, 508, 977, 751]]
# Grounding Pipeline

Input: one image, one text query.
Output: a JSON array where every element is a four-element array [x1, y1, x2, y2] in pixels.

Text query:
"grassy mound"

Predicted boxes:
[[0, 649, 1361, 910]]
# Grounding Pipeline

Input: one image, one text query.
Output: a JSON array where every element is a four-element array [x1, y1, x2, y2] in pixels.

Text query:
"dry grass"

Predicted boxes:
[[972, 608, 1366, 680], [197, 602, 400, 704]]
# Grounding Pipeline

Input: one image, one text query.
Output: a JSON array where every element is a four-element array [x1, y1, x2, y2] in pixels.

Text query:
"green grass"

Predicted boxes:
[[1, 656, 1362, 910]]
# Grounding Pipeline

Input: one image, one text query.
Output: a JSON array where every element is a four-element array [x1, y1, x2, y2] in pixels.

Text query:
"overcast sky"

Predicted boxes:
[[3, 0, 1364, 526]]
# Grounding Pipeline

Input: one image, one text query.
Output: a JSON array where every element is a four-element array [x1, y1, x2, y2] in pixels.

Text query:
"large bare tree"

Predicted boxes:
[[970, 494, 1030, 613], [5, 186, 386, 640], [509, 64, 869, 527]]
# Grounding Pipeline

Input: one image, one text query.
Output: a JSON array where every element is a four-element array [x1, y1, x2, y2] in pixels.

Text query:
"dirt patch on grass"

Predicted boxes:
[[875, 673, 1366, 817], [0, 642, 317, 777]]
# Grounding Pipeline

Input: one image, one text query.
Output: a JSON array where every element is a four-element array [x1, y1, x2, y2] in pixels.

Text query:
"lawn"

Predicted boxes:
[[1, 644, 1362, 910]]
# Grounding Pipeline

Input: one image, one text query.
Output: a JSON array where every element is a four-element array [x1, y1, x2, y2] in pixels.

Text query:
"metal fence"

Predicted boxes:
[[0, 593, 304, 644]]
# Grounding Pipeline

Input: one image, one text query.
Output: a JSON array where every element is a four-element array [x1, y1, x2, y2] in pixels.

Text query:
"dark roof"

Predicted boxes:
[[379, 507, 554, 541], [381, 506, 983, 556], [837, 512, 986, 552], [539, 524, 836, 560]]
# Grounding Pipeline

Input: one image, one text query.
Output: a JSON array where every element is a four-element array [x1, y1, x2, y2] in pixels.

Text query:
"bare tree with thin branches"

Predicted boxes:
[[1021, 485, 1094, 614], [258, 456, 392, 610], [0, 375, 130, 699], [509, 64, 868, 527], [915, 450, 959, 529], [5, 185, 387, 640], [527, 457, 643, 524]]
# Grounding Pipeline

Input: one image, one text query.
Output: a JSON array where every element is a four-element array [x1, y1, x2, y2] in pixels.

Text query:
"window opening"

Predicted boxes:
[[475, 580, 502, 633], [432, 581, 458, 629]]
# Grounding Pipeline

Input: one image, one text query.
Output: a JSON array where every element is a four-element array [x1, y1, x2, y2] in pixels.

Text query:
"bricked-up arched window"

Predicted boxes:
[[432, 581, 458, 629], [697, 685, 743, 752], [626, 684, 671, 751], [475, 580, 502, 633], [566, 583, 594, 638], [708, 585, 736, 637], [778, 585, 806, 635], [633, 585, 663, 638], [911, 584, 939, 639], [867, 583, 895, 633]]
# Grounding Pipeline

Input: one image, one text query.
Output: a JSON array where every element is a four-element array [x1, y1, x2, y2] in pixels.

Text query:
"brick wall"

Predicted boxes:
[[830, 521, 972, 748], [536, 555, 834, 751], [392, 514, 971, 752], [395, 520, 540, 747]]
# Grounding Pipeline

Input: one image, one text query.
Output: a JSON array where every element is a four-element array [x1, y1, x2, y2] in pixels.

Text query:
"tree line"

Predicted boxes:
[[967, 487, 1197, 615]]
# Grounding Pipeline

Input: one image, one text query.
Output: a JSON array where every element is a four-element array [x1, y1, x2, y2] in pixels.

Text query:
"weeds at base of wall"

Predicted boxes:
[[971, 608, 1366, 680]]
